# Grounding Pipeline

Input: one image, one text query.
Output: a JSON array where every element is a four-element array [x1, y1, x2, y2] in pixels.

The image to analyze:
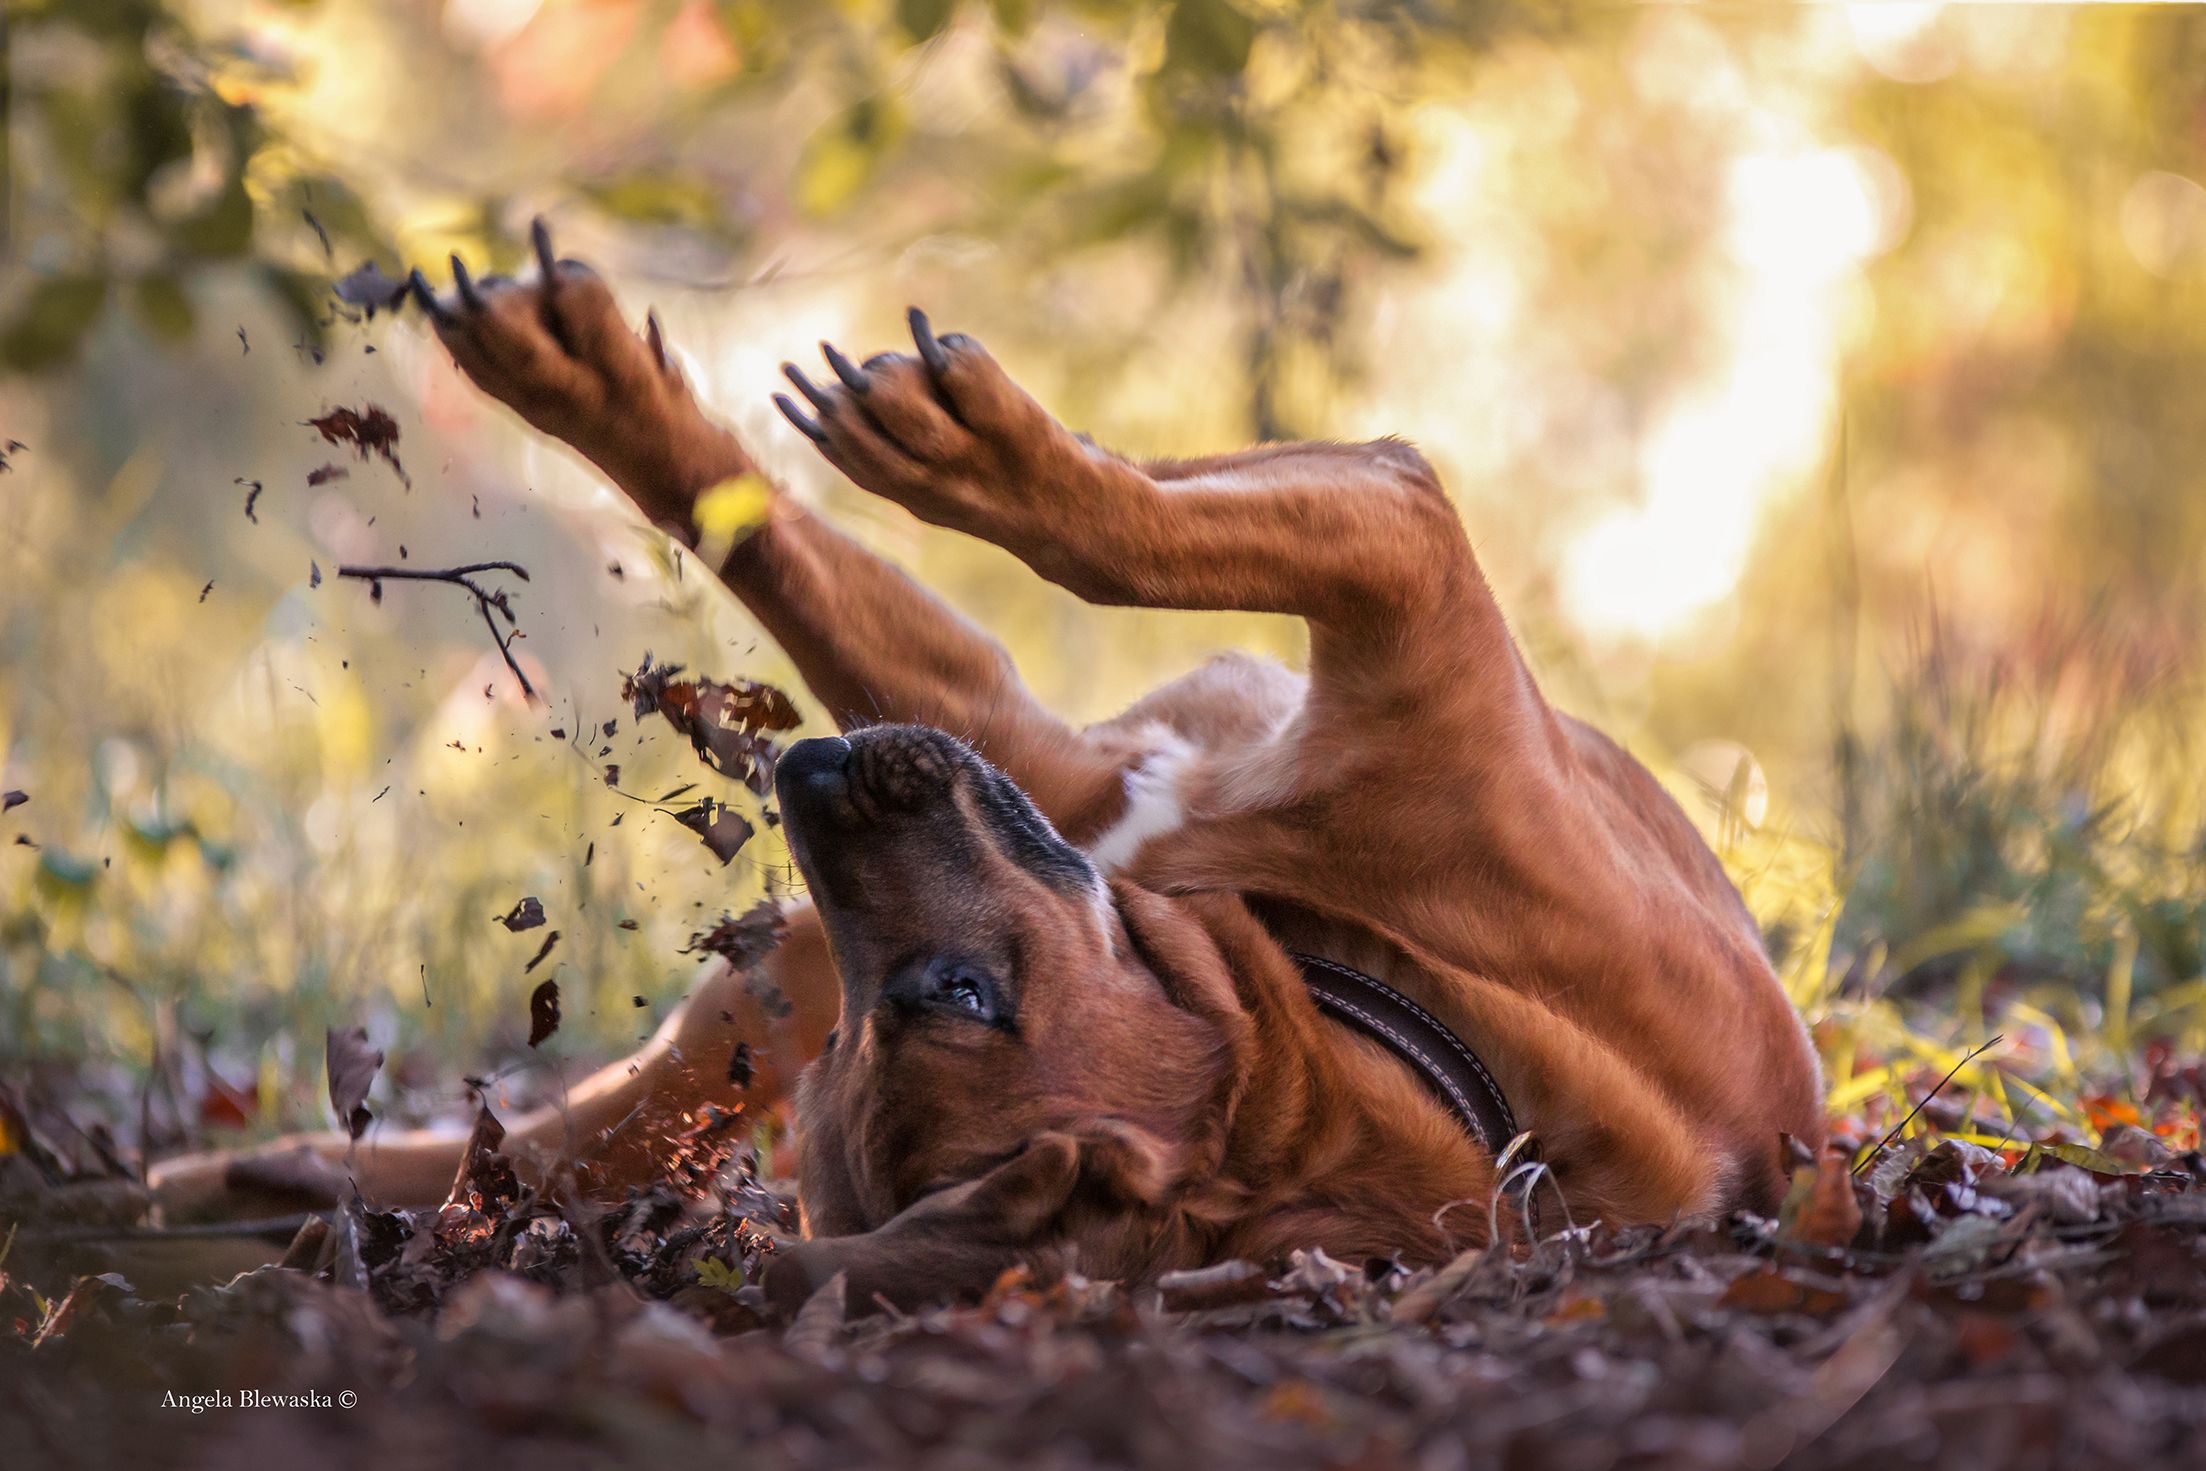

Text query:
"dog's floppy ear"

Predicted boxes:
[[1110, 880, 1248, 1023], [1108, 881, 1260, 1176], [761, 1124, 1175, 1315]]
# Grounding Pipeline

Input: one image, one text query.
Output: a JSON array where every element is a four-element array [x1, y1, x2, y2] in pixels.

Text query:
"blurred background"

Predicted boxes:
[[2, 1, 2203, 1153]]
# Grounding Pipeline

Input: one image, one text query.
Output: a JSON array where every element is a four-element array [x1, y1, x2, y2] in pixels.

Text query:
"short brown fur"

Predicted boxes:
[[150, 242, 1824, 1308]]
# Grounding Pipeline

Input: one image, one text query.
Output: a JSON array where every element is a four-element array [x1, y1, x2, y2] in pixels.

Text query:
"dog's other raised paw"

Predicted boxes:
[[774, 310, 1099, 545]]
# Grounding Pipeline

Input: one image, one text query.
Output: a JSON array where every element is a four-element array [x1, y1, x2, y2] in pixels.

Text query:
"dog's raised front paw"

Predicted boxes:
[[772, 312, 1096, 544], [415, 220, 730, 522]]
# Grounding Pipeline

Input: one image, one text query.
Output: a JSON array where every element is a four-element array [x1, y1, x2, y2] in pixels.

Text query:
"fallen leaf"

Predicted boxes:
[[784, 1271, 847, 1356], [443, 1104, 515, 1210], [1784, 1151, 1865, 1248], [1721, 1267, 1849, 1316], [1258, 1381, 1335, 1428], [1157, 1260, 1273, 1312]]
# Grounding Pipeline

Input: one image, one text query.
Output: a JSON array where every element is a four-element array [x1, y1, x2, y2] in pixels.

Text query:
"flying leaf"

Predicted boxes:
[[684, 900, 786, 970], [524, 929, 563, 974], [326, 1025, 384, 1140], [527, 978, 561, 1048], [625, 654, 801, 795], [305, 404, 409, 488], [672, 799, 754, 865], [499, 896, 546, 932], [331, 262, 410, 317]]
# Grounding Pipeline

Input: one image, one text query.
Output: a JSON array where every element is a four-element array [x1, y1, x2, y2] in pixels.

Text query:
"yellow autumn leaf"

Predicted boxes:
[[693, 473, 775, 568]]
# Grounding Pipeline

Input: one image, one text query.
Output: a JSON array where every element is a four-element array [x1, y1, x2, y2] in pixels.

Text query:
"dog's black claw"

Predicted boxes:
[[408, 269, 451, 324], [774, 393, 828, 444], [782, 362, 837, 416], [910, 307, 950, 377], [531, 217, 559, 286], [822, 342, 867, 394], [451, 254, 484, 312]]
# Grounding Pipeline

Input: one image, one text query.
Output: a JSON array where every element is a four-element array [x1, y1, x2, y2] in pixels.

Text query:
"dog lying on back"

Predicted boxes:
[[150, 224, 1824, 1308]]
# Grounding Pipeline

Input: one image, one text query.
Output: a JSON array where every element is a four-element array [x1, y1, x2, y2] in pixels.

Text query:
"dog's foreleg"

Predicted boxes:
[[418, 239, 1116, 822], [776, 324, 1547, 736], [716, 513, 1121, 821]]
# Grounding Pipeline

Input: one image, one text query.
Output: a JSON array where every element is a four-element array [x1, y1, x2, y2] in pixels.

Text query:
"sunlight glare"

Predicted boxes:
[[1848, 4, 1956, 84], [1563, 142, 1902, 641], [444, 0, 545, 51]]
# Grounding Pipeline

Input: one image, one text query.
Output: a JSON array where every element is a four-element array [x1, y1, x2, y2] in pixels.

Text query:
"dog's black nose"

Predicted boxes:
[[776, 735, 852, 814]]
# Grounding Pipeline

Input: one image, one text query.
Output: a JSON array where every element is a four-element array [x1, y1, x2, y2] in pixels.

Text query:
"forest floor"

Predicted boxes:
[[4, 1081, 2206, 1471]]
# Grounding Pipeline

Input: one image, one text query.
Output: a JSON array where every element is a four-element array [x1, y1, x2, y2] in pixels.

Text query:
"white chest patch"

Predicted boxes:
[[1086, 732, 1197, 874]]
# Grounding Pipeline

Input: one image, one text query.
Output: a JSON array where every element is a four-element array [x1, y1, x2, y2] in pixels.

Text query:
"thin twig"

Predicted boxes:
[[336, 561, 537, 701], [340, 561, 530, 586], [1852, 1033, 2004, 1176]]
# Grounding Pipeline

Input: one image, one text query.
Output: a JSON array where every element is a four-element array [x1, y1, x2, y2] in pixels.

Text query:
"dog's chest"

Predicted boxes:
[[1080, 735, 1430, 994], [1085, 731, 1199, 873], [1083, 716, 1308, 877]]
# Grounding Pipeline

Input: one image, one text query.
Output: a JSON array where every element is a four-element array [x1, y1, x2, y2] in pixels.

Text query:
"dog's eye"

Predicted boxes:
[[930, 963, 1003, 1024], [884, 955, 1010, 1029]]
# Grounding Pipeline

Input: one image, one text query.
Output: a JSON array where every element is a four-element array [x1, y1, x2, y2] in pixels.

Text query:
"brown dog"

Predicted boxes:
[[149, 226, 1824, 1307]]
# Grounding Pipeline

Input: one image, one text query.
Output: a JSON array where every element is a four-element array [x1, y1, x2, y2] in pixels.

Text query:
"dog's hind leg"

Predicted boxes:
[[418, 229, 1120, 823], [147, 903, 842, 1222]]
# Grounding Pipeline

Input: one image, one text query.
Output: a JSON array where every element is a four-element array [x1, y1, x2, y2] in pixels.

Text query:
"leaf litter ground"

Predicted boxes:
[[4, 1082, 2205, 1470]]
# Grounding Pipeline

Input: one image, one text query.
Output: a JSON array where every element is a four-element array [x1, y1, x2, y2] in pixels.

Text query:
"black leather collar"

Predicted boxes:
[[1293, 951, 1521, 1156]]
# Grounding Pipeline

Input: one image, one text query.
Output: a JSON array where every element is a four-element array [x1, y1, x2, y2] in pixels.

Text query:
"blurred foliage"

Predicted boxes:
[[0, 0, 386, 365], [4, 0, 1536, 435], [1833, 615, 2205, 1002], [4, 1, 2206, 1153]]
